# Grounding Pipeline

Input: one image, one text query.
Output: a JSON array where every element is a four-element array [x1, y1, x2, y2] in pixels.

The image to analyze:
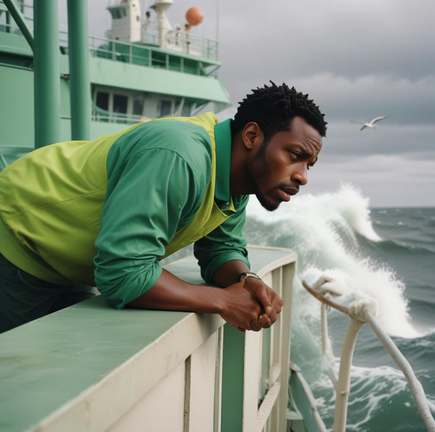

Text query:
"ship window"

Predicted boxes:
[[160, 101, 171, 117], [133, 99, 143, 116], [181, 103, 191, 117], [96, 92, 109, 111], [114, 94, 128, 113], [111, 9, 121, 19]]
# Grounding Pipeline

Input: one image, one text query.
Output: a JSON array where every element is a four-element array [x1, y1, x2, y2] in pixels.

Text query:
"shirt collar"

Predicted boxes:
[[214, 118, 232, 204]]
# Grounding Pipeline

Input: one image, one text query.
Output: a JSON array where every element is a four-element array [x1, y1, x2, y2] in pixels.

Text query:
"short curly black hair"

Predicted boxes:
[[231, 81, 327, 141]]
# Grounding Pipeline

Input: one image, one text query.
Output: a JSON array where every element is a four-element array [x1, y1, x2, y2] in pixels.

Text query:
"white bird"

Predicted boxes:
[[360, 115, 389, 131]]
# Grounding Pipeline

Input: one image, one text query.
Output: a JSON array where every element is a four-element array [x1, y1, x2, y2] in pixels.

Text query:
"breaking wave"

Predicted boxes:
[[246, 183, 420, 338]]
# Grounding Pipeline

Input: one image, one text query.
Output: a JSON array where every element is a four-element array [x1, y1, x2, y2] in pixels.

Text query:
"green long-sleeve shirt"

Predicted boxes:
[[0, 114, 250, 309]]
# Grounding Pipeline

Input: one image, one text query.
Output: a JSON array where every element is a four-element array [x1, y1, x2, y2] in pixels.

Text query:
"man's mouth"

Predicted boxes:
[[278, 187, 299, 202]]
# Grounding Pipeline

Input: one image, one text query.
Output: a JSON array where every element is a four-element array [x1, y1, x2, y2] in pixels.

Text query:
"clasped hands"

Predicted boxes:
[[219, 276, 284, 332]]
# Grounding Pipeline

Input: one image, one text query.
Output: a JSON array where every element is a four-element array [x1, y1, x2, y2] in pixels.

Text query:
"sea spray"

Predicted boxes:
[[246, 184, 419, 338], [245, 185, 435, 431]]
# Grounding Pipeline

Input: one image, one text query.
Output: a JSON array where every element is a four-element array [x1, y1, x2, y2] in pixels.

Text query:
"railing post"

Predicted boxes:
[[333, 318, 363, 432], [6, 9, 11, 33], [67, 0, 91, 140], [33, 0, 61, 148]]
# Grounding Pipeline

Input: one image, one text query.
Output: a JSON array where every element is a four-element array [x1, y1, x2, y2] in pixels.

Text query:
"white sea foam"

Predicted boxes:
[[247, 183, 381, 241], [311, 364, 409, 430], [248, 184, 422, 338]]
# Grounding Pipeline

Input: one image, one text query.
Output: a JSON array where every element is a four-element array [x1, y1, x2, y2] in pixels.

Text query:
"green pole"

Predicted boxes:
[[34, 1, 61, 148], [3, 0, 34, 49], [221, 324, 245, 432], [67, 0, 91, 140]]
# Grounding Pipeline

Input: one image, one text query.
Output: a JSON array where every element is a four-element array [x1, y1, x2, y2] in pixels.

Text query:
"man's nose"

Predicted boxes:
[[291, 164, 308, 186]]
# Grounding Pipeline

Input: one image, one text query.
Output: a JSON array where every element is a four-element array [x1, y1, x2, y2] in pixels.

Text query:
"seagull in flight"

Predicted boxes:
[[360, 115, 389, 131]]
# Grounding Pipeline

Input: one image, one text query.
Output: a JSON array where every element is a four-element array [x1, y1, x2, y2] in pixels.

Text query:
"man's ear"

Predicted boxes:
[[242, 122, 264, 150]]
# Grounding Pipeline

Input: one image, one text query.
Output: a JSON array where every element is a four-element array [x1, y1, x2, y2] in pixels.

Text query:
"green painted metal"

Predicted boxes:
[[260, 327, 272, 400], [33, 1, 60, 148], [3, 0, 34, 50], [87, 56, 231, 103], [0, 248, 294, 432], [0, 65, 34, 147], [221, 323, 245, 432], [67, 0, 91, 140], [0, 296, 191, 432], [290, 371, 321, 432]]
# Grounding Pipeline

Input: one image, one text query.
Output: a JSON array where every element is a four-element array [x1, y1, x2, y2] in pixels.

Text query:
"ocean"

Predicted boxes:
[[245, 184, 435, 432]]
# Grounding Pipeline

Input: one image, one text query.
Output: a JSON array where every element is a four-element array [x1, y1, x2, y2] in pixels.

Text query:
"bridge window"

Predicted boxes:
[[181, 104, 191, 117], [114, 94, 128, 113], [159, 101, 171, 117], [133, 99, 144, 116], [96, 92, 109, 111]]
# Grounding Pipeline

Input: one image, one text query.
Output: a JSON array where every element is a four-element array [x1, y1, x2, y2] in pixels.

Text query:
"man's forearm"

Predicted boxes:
[[126, 267, 264, 331], [212, 260, 249, 287], [126, 268, 223, 313]]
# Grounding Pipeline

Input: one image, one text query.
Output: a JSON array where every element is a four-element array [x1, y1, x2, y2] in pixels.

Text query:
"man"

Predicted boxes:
[[0, 82, 327, 333]]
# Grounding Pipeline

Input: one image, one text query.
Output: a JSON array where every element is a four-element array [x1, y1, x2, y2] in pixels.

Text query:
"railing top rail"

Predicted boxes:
[[0, 1, 219, 62], [0, 247, 295, 432], [303, 277, 435, 432], [58, 30, 219, 65]]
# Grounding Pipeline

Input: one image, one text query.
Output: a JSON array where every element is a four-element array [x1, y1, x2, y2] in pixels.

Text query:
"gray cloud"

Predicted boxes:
[[321, 122, 435, 157], [79, 0, 435, 206], [215, 0, 435, 81], [306, 154, 435, 207]]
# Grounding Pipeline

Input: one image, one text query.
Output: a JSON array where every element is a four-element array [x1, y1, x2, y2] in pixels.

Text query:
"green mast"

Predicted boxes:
[[67, 0, 91, 140], [33, 1, 61, 148]]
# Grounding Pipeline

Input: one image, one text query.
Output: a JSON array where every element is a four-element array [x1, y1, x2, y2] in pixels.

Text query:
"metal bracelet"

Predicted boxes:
[[237, 272, 261, 283]]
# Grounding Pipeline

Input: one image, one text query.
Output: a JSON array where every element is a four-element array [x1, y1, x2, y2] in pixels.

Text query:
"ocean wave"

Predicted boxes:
[[247, 184, 426, 338], [357, 234, 435, 256], [256, 185, 435, 429], [310, 364, 424, 431], [247, 183, 382, 242]]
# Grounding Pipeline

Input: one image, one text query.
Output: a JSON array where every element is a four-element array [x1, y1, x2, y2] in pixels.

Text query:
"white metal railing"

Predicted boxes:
[[289, 362, 328, 432], [302, 276, 435, 432], [1, 1, 218, 62], [106, 23, 220, 61], [0, 2, 219, 75], [0, 247, 296, 432], [91, 103, 146, 125], [57, 31, 218, 76]]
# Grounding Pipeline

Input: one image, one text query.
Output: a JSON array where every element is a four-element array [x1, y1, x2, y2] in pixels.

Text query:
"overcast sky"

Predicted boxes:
[[59, 0, 435, 207]]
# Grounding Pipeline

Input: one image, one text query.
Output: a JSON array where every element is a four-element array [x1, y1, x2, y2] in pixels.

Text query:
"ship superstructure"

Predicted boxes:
[[0, 0, 230, 163]]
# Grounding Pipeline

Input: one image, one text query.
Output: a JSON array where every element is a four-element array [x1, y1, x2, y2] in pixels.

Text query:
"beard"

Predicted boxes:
[[248, 143, 280, 212]]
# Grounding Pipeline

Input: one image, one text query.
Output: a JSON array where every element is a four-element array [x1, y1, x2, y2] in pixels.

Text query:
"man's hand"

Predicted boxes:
[[217, 282, 263, 332], [241, 277, 283, 329], [126, 267, 283, 333]]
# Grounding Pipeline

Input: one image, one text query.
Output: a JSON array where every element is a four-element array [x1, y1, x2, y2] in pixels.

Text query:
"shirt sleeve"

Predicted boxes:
[[194, 195, 250, 284], [94, 149, 201, 309]]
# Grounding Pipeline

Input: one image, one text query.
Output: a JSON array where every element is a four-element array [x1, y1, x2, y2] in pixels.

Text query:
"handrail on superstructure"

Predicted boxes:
[[302, 277, 435, 432]]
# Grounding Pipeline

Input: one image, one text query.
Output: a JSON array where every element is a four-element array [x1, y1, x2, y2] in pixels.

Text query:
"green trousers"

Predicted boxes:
[[0, 253, 97, 333]]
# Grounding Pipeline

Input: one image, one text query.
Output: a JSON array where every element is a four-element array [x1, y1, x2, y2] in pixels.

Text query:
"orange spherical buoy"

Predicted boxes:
[[185, 7, 203, 26]]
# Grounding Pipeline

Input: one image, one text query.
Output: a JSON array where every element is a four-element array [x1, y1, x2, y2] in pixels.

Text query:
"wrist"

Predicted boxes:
[[237, 272, 261, 283]]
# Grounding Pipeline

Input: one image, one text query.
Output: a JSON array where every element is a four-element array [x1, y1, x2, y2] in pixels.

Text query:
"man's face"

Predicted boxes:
[[248, 117, 322, 211]]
